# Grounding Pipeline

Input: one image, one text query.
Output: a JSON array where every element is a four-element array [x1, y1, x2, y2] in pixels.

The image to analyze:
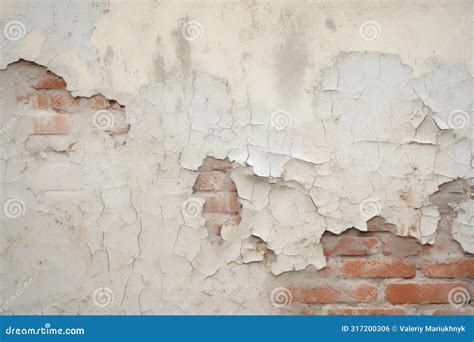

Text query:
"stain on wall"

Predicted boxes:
[[0, 0, 472, 315]]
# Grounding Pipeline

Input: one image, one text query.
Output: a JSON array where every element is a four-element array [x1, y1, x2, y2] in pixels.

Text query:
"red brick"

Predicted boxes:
[[17, 92, 49, 109], [422, 259, 474, 278], [193, 172, 236, 192], [50, 91, 79, 112], [386, 282, 469, 304], [342, 259, 416, 278], [367, 216, 395, 232], [204, 213, 241, 230], [203, 195, 240, 214], [299, 308, 323, 315], [33, 71, 66, 89], [322, 236, 382, 256], [89, 94, 110, 109], [32, 115, 71, 135], [327, 307, 407, 315], [430, 308, 474, 315], [382, 234, 421, 257], [289, 283, 377, 303], [198, 157, 233, 171]]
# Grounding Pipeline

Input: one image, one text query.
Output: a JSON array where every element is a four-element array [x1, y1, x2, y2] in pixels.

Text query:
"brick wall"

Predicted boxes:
[[192, 157, 241, 240], [10, 60, 129, 141], [290, 222, 473, 315], [193, 157, 473, 315], [7, 61, 473, 315]]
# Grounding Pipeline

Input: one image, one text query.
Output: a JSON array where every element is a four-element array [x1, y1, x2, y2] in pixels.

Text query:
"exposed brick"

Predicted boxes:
[[204, 213, 241, 230], [342, 259, 416, 278], [327, 307, 407, 315], [299, 308, 322, 315], [193, 171, 237, 192], [386, 282, 470, 304], [109, 100, 124, 109], [89, 94, 110, 109], [50, 91, 79, 112], [32, 115, 71, 135], [430, 308, 474, 315], [422, 259, 474, 278], [382, 234, 421, 257], [33, 71, 66, 89], [367, 216, 395, 232], [289, 283, 377, 303], [322, 236, 382, 256], [110, 121, 130, 134], [203, 195, 240, 214], [17, 92, 49, 109], [422, 231, 467, 257], [198, 157, 233, 172], [194, 157, 241, 235]]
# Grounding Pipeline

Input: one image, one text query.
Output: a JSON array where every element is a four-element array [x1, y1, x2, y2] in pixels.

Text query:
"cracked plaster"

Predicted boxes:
[[0, 0, 472, 314]]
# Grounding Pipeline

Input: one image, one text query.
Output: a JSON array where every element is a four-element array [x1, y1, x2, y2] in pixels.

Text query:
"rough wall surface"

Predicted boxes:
[[0, 0, 472, 314]]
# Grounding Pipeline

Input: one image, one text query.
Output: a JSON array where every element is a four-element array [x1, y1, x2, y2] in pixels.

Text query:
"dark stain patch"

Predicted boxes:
[[399, 191, 410, 202], [429, 178, 471, 215], [172, 17, 192, 73], [409, 224, 418, 236], [153, 35, 168, 81], [275, 11, 309, 101], [103, 46, 114, 65], [153, 54, 166, 80], [175, 97, 183, 112], [325, 18, 336, 32]]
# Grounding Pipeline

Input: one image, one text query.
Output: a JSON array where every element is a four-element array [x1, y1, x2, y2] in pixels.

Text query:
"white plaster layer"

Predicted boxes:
[[0, 0, 472, 314]]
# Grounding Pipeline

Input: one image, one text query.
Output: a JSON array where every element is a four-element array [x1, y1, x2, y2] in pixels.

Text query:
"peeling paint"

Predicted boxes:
[[0, 1, 472, 314]]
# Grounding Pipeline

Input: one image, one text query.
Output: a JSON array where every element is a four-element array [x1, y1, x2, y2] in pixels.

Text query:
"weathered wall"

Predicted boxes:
[[0, 0, 472, 314]]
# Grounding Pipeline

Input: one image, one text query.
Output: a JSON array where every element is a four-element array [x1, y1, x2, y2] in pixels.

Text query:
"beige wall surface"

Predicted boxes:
[[0, 0, 472, 314]]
